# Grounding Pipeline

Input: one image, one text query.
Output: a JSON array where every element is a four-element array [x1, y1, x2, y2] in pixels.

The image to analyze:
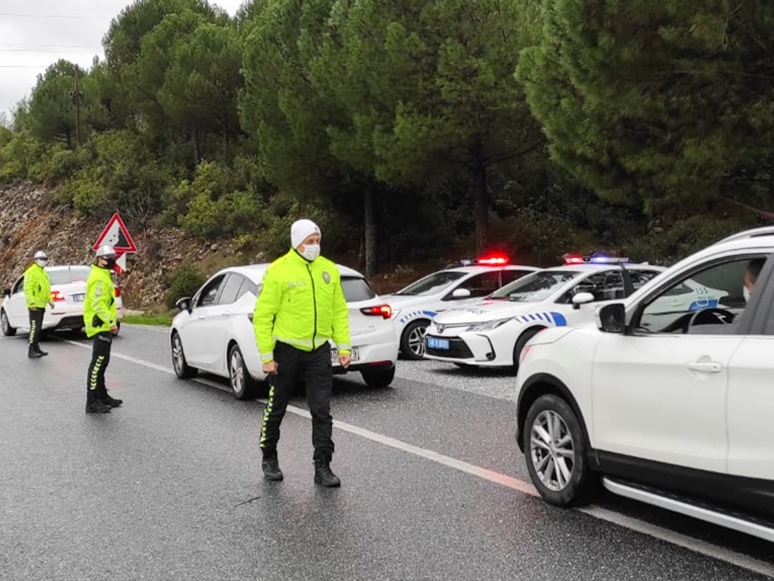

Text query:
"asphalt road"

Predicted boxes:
[[1, 325, 773, 581]]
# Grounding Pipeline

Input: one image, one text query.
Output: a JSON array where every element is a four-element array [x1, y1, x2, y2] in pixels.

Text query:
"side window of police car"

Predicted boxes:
[[637, 256, 768, 334], [563, 270, 625, 303], [12, 277, 23, 295], [196, 275, 226, 308], [453, 271, 501, 299]]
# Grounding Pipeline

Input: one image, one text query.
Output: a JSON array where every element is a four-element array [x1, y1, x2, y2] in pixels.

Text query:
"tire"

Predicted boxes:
[[361, 365, 396, 389], [513, 327, 544, 373], [171, 331, 197, 379], [401, 320, 429, 360], [523, 394, 600, 507], [1, 309, 17, 336], [228, 343, 260, 400]]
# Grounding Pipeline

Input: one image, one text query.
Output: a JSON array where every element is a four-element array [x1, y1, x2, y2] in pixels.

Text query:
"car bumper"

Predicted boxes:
[[424, 329, 511, 367], [332, 337, 399, 373]]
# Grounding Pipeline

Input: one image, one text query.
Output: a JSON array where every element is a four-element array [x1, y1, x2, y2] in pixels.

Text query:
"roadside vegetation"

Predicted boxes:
[[1, 0, 773, 277]]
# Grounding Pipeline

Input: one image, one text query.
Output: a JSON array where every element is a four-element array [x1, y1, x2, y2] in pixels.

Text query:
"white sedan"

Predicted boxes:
[[1, 265, 124, 336], [170, 263, 399, 399], [383, 257, 538, 360], [424, 260, 664, 371], [515, 228, 774, 542]]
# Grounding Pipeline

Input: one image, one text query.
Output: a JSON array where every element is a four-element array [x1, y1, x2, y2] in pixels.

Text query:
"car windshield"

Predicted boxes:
[[341, 277, 376, 302], [47, 266, 91, 285], [395, 271, 467, 296], [491, 270, 581, 303]]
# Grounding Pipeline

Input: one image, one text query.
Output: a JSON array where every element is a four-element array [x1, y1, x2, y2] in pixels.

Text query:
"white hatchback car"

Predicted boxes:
[[1, 265, 124, 336], [170, 263, 399, 399], [424, 259, 664, 371], [382, 257, 538, 360], [515, 228, 774, 542]]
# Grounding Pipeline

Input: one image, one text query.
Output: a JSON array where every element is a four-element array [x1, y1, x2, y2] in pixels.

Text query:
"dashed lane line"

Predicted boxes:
[[64, 339, 774, 579]]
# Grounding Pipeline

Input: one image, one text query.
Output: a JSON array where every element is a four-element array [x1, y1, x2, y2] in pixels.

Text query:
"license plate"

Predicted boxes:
[[71, 294, 85, 303], [332, 347, 359, 363], [427, 336, 450, 350]]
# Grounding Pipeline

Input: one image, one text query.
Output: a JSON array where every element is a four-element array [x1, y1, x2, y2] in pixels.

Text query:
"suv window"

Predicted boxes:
[[341, 277, 376, 302], [196, 274, 226, 308], [453, 271, 501, 299], [218, 274, 244, 305], [12, 276, 23, 295], [48, 267, 91, 285], [560, 270, 625, 303], [236, 278, 259, 301], [637, 256, 766, 334]]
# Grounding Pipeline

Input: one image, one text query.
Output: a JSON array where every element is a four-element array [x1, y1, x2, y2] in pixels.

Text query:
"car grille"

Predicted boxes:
[[425, 336, 474, 359]]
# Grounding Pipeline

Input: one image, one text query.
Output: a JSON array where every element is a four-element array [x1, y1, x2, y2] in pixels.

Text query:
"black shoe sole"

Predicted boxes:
[[263, 472, 284, 481], [85, 408, 111, 414]]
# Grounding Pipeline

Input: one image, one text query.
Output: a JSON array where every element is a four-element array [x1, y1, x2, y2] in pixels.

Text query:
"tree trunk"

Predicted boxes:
[[471, 144, 488, 254], [364, 189, 377, 277]]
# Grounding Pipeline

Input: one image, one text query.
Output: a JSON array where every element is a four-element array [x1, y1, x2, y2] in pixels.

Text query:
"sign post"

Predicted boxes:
[[93, 213, 137, 274]]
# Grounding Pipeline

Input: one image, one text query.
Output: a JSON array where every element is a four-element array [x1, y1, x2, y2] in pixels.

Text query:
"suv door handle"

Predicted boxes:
[[687, 361, 722, 373]]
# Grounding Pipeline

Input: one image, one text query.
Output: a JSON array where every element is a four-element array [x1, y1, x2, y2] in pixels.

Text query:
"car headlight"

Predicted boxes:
[[467, 318, 513, 332]]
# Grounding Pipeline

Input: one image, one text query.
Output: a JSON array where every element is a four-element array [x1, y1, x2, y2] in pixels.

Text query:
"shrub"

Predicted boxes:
[[165, 265, 206, 310]]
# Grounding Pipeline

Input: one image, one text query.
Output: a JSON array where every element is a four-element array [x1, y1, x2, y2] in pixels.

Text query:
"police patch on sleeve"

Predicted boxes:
[[322, 271, 331, 284]]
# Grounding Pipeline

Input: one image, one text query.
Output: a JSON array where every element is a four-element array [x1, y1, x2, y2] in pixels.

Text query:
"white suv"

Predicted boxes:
[[516, 227, 774, 542]]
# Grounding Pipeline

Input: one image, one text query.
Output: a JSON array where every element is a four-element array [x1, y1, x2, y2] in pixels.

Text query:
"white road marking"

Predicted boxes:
[[64, 340, 774, 578]]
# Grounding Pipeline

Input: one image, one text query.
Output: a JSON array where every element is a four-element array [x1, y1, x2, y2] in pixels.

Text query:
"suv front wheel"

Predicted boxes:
[[523, 394, 599, 507]]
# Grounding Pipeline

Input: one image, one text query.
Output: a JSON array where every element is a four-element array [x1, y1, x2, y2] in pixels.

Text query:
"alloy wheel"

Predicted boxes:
[[230, 348, 244, 394], [172, 334, 185, 374], [529, 410, 575, 492], [408, 325, 427, 357]]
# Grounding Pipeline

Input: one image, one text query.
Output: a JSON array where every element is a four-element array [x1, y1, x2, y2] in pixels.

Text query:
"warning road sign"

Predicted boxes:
[[93, 213, 137, 254]]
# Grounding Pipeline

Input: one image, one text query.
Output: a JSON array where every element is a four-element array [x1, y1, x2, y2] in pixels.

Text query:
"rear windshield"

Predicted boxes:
[[341, 276, 376, 302], [47, 266, 91, 285]]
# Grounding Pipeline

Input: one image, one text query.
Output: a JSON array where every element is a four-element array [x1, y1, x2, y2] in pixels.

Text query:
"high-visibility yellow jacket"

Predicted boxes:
[[23, 263, 51, 309], [253, 249, 351, 363], [83, 264, 117, 338]]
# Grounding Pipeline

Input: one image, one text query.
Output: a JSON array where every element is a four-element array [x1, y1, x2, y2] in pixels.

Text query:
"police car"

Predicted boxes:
[[424, 256, 664, 371], [515, 227, 774, 542], [170, 263, 399, 399], [382, 256, 538, 359]]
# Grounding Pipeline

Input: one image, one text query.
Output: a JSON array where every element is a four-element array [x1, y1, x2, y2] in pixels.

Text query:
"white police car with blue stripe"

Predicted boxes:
[[424, 257, 665, 371], [382, 255, 538, 360]]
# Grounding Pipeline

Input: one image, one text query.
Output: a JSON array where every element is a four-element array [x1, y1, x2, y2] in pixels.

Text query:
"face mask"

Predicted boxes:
[[743, 286, 751, 303], [104, 258, 116, 270], [300, 244, 320, 262], [36, 259, 47, 267]]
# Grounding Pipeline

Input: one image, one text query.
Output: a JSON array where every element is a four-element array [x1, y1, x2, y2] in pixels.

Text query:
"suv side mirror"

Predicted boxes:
[[597, 303, 626, 334], [571, 292, 595, 310], [175, 297, 192, 314], [451, 288, 472, 299], [2, 288, 10, 298]]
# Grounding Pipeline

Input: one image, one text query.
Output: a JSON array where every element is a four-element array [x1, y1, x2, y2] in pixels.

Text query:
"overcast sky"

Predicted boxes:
[[0, 0, 245, 120]]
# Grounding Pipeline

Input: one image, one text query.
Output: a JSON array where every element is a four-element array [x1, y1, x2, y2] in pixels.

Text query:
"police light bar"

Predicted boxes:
[[564, 255, 629, 265]]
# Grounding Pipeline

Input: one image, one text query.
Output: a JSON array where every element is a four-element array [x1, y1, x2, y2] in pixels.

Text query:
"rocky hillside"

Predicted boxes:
[[0, 182, 268, 311]]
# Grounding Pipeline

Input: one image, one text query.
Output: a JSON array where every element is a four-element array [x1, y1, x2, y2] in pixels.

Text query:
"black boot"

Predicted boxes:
[[314, 458, 341, 487], [85, 392, 111, 414], [262, 455, 283, 481], [99, 388, 123, 408], [28, 350, 43, 358], [36, 348, 48, 356]]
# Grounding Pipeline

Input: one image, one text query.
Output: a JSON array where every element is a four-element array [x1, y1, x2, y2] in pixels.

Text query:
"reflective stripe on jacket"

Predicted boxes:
[[253, 249, 351, 363], [84, 265, 117, 338], [23, 263, 51, 309]]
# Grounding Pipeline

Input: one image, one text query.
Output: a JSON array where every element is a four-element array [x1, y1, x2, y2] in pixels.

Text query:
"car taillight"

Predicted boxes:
[[50, 290, 65, 302], [361, 304, 392, 319], [114, 287, 121, 298]]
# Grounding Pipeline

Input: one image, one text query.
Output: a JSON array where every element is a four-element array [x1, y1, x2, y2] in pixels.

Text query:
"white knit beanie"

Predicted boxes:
[[291, 219, 321, 249]]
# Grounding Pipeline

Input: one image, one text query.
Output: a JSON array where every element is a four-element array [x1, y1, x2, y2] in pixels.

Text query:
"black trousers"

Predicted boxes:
[[87, 332, 112, 399], [28, 308, 44, 352], [260, 342, 334, 461]]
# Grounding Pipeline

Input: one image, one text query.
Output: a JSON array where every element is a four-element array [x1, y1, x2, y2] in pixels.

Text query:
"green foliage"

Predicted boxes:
[[517, 0, 774, 215], [165, 264, 206, 309]]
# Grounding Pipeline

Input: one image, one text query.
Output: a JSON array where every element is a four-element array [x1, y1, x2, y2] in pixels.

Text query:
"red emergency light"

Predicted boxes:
[[477, 254, 509, 266]]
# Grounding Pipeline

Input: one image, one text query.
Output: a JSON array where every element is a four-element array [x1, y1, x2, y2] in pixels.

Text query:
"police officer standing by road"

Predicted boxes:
[[253, 219, 351, 487], [24, 250, 52, 358], [83, 245, 122, 414]]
